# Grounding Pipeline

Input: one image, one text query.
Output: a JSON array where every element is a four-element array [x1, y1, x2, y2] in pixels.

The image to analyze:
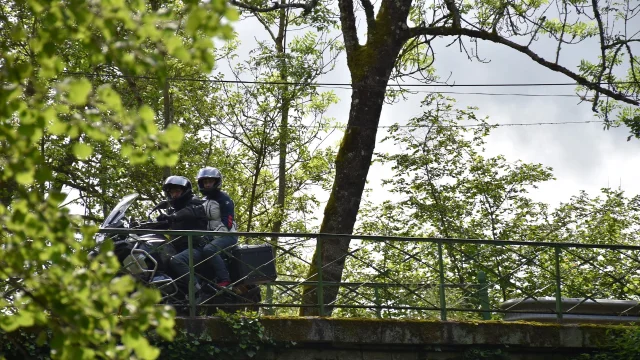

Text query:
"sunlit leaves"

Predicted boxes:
[[352, 95, 640, 319], [577, 41, 640, 136], [15, 170, 36, 185], [541, 18, 598, 40], [208, 5, 340, 234], [66, 79, 93, 106], [158, 124, 184, 151], [72, 143, 93, 160], [405, 0, 640, 136], [0, 0, 235, 358], [352, 95, 559, 316]]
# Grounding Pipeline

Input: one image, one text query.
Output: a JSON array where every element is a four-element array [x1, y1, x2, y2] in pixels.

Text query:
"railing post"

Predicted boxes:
[[374, 286, 382, 319], [477, 271, 491, 320], [316, 235, 325, 317], [265, 283, 274, 315], [437, 242, 447, 321], [554, 246, 563, 322], [188, 235, 196, 317]]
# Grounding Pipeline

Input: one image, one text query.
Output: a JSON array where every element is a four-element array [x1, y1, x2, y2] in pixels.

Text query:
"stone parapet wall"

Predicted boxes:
[[176, 317, 628, 359]]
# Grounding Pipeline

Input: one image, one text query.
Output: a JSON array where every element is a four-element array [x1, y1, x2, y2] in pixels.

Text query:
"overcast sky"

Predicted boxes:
[[217, 10, 640, 213]]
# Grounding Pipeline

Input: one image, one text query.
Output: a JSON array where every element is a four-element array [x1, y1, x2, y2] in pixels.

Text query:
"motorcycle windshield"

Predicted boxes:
[[101, 193, 139, 228]]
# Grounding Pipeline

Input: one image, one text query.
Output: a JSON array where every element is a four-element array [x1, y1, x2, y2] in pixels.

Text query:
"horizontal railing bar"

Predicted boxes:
[[106, 227, 640, 321], [270, 281, 479, 288], [97, 228, 640, 251], [179, 302, 640, 316]]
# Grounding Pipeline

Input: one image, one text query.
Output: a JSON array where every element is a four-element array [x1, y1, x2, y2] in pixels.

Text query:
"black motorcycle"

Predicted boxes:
[[95, 193, 277, 315]]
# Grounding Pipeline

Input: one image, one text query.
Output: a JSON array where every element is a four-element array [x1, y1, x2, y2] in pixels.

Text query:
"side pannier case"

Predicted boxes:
[[230, 244, 277, 285]]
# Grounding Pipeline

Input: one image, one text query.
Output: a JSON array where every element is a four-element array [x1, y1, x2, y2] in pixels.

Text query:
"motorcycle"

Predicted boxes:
[[94, 193, 277, 315]]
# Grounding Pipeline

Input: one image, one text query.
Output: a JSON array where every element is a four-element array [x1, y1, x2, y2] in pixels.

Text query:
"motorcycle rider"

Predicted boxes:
[[156, 175, 207, 294], [195, 167, 238, 288]]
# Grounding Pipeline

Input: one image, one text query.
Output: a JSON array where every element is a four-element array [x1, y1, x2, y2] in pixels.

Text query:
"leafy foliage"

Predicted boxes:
[[0, 328, 52, 360], [0, 0, 237, 358], [575, 326, 640, 360], [1, 311, 286, 360], [299, 0, 640, 316], [208, 10, 341, 234], [190, 5, 343, 303], [333, 95, 640, 319]]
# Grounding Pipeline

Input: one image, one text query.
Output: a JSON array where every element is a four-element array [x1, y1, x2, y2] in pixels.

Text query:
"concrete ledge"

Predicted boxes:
[[176, 316, 622, 348]]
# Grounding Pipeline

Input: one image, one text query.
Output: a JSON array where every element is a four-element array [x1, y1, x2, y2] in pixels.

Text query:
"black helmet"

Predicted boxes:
[[162, 175, 193, 208], [196, 167, 222, 196]]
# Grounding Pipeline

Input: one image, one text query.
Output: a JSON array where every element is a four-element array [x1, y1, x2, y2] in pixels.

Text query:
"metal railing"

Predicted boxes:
[[97, 228, 640, 322]]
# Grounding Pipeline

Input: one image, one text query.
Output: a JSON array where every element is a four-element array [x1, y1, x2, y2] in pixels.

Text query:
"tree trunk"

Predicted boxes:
[[246, 150, 265, 232], [162, 79, 171, 179], [299, 0, 410, 315], [270, 4, 290, 252]]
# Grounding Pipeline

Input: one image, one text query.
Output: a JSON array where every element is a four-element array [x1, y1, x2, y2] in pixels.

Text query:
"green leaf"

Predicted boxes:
[[97, 85, 123, 112], [121, 143, 134, 157], [172, 46, 191, 62], [36, 331, 49, 346], [67, 79, 93, 105], [110, 276, 136, 294], [155, 313, 176, 340], [7, 311, 35, 331], [81, 348, 96, 359], [139, 105, 155, 122], [185, 9, 204, 35], [165, 35, 182, 54], [158, 124, 183, 150], [15, 170, 34, 185], [153, 149, 179, 167], [47, 191, 69, 206], [4, 83, 23, 103], [224, 7, 239, 21], [123, 332, 160, 360], [72, 143, 93, 160], [85, 124, 110, 141]]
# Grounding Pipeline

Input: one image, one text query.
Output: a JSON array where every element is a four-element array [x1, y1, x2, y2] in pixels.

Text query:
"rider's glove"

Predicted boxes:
[[156, 213, 175, 223]]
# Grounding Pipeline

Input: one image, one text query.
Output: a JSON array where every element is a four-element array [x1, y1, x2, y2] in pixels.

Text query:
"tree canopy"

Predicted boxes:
[[0, 0, 237, 357], [297, 0, 640, 315], [2, 1, 639, 356]]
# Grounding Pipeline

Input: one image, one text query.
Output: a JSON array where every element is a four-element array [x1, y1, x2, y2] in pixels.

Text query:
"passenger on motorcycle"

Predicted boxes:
[[156, 175, 207, 293], [195, 167, 238, 288]]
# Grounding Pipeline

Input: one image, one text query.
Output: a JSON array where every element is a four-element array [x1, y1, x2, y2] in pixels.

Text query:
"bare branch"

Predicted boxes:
[[230, 0, 318, 14], [555, 2, 568, 63], [404, 26, 640, 107], [338, 0, 360, 52], [359, 0, 376, 33], [604, 38, 640, 50], [444, 0, 461, 28], [606, 44, 623, 95], [254, 13, 278, 43], [591, 0, 607, 112], [526, 16, 545, 48], [393, 35, 437, 80], [626, 43, 640, 89]]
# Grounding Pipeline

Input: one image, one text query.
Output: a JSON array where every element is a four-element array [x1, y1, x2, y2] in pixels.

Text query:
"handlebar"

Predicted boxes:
[[132, 221, 171, 230]]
